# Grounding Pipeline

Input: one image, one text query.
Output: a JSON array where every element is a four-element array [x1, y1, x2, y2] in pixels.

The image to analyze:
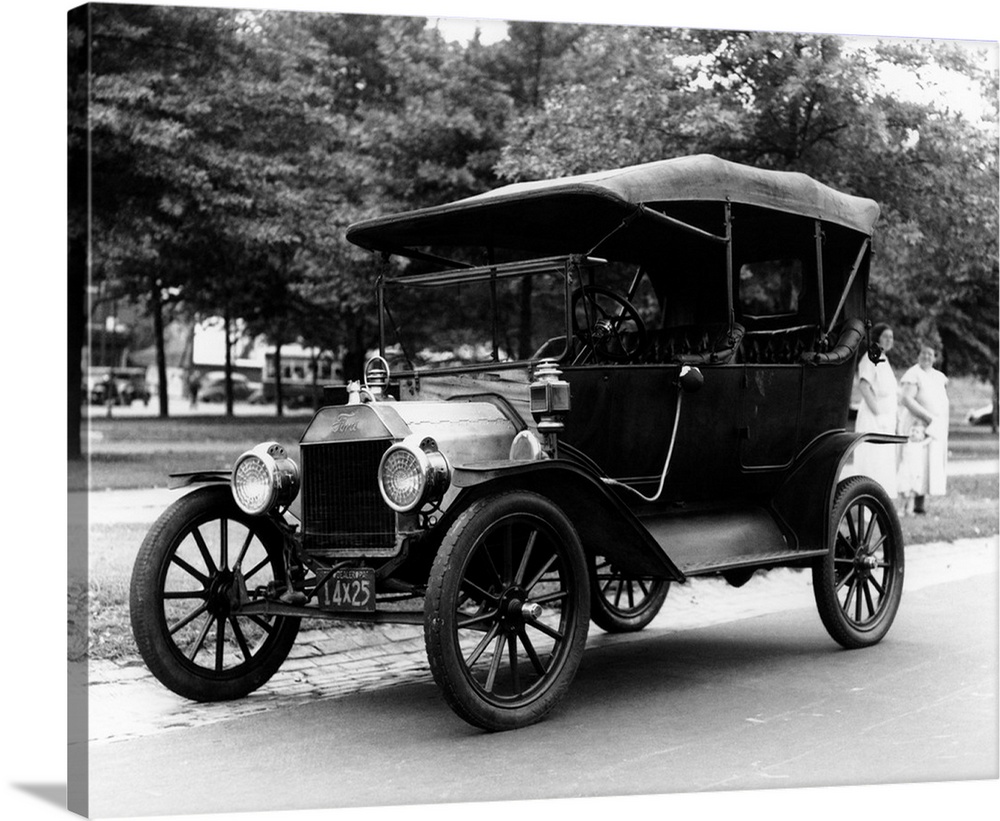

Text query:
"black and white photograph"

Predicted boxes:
[[3, 1, 999, 820]]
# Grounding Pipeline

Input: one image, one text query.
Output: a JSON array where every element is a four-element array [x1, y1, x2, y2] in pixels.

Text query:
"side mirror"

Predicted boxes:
[[867, 343, 883, 364], [677, 365, 704, 393]]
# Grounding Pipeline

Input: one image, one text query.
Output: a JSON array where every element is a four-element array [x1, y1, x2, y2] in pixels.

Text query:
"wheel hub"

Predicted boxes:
[[498, 586, 529, 630], [854, 552, 879, 577], [592, 319, 613, 341], [206, 570, 235, 618]]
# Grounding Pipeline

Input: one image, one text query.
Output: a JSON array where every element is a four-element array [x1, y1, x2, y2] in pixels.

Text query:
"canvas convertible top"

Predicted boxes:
[[346, 154, 881, 262]]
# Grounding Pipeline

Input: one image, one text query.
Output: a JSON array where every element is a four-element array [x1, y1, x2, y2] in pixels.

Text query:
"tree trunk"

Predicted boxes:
[[67, 8, 88, 460], [342, 312, 367, 383], [311, 349, 320, 410], [224, 309, 234, 417], [67, 226, 86, 460], [991, 366, 998, 435], [274, 342, 284, 418], [151, 281, 169, 418]]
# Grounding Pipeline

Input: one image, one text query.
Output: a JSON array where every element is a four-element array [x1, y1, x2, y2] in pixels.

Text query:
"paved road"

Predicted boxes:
[[85, 539, 997, 817]]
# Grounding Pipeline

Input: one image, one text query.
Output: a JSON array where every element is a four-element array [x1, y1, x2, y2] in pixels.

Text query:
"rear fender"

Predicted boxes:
[[447, 460, 685, 581], [771, 431, 905, 551]]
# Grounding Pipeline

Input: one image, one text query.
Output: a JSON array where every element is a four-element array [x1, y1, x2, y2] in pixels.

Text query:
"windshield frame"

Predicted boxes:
[[376, 255, 592, 376]]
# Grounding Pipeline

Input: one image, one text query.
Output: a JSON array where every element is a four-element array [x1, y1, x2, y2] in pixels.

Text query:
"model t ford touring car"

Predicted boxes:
[[130, 155, 905, 731]]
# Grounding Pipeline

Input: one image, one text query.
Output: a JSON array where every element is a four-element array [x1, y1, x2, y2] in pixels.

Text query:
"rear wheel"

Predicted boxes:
[[813, 476, 904, 648], [130, 485, 300, 701], [424, 491, 590, 731], [590, 556, 669, 632]]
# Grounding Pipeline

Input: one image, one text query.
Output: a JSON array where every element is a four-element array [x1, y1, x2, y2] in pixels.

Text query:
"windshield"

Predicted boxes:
[[378, 256, 675, 373], [379, 259, 572, 372]]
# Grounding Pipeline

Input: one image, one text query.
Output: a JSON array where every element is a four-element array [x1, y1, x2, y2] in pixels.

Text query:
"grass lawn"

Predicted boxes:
[[898, 473, 999, 544], [82, 522, 149, 660], [80, 415, 311, 490], [86, 414, 311, 444]]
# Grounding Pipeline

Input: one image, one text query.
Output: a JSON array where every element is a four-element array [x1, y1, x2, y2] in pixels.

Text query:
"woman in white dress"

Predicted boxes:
[[897, 343, 950, 514], [853, 324, 898, 497]]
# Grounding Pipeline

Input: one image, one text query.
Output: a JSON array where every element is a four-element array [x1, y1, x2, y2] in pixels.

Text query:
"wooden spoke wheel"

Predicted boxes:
[[424, 492, 590, 731], [130, 486, 299, 701], [590, 556, 669, 633], [813, 477, 904, 649]]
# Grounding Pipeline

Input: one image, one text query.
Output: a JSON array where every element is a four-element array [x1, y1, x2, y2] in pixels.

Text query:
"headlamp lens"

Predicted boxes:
[[232, 455, 275, 515], [380, 447, 425, 511]]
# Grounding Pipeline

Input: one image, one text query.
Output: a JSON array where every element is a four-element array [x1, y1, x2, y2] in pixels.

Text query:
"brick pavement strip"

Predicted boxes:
[[84, 536, 997, 745]]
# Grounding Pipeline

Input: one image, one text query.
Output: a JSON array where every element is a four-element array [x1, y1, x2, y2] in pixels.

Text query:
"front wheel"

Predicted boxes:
[[129, 485, 300, 701], [813, 476, 904, 649], [424, 491, 590, 731]]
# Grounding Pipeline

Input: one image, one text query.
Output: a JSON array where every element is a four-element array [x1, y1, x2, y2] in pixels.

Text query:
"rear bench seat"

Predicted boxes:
[[741, 317, 864, 365]]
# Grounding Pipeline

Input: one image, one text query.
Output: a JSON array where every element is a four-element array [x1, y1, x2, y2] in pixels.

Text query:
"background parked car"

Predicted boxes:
[[967, 403, 996, 426], [198, 371, 259, 403], [87, 367, 151, 405]]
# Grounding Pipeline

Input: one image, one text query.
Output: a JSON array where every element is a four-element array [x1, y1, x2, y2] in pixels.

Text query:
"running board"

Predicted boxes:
[[638, 504, 825, 578], [679, 548, 827, 576]]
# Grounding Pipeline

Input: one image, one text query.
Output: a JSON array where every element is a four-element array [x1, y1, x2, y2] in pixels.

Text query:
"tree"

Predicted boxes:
[[495, 27, 999, 386], [77, 7, 366, 414], [68, 7, 89, 459], [78, 5, 255, 415], [294, 16, 527, 376]]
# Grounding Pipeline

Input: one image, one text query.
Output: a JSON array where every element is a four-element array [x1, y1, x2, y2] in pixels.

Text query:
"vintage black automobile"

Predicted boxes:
[[130, 155, 905, 731]]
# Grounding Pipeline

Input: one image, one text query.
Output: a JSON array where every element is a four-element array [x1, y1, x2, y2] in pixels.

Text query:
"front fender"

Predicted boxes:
[[450, 460, 685, 581], [771, 431, 906, 551], [167, 469, 305, 522], [167, 470, 231, 490]]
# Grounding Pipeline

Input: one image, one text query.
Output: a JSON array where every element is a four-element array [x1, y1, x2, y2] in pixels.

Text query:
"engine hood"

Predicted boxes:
[[301, 400, 520, 466]]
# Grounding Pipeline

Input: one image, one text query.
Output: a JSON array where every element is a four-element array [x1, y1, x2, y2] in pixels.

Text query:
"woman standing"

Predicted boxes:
[[898, 343, 950, 514], [853, 323, 899, 497]]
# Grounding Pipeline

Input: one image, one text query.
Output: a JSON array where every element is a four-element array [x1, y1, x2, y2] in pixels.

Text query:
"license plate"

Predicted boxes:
[[318, 567, 376, 613]]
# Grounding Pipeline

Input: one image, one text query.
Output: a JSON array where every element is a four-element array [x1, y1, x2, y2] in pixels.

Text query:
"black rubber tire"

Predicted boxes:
[[813, 476, 905, 649], [424, 491, 590, 731], [590, 556, 669, 633], [129, 485, 300, 701]]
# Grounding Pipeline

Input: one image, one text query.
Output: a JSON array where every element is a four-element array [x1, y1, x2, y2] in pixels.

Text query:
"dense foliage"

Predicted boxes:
[[69, 7, 998, 449], [497, 30, 998, 374]]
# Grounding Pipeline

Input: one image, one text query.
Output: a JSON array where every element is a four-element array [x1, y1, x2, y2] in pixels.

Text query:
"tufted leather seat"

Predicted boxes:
[[741, 325, 819, 364], [645, 322, 745, 365], [800, 317, 865, 365], [739, 318, 865, 365]]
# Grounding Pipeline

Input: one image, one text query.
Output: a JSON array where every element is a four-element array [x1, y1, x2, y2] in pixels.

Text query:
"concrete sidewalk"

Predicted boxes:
[[83, 535, 998, 745]]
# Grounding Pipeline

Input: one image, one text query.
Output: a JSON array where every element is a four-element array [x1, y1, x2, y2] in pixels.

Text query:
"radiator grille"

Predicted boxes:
[[301, 439, 396, 556]]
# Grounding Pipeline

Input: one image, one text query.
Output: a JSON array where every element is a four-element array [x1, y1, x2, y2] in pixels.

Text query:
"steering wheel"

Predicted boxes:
[[571, 285, 649, 364]]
